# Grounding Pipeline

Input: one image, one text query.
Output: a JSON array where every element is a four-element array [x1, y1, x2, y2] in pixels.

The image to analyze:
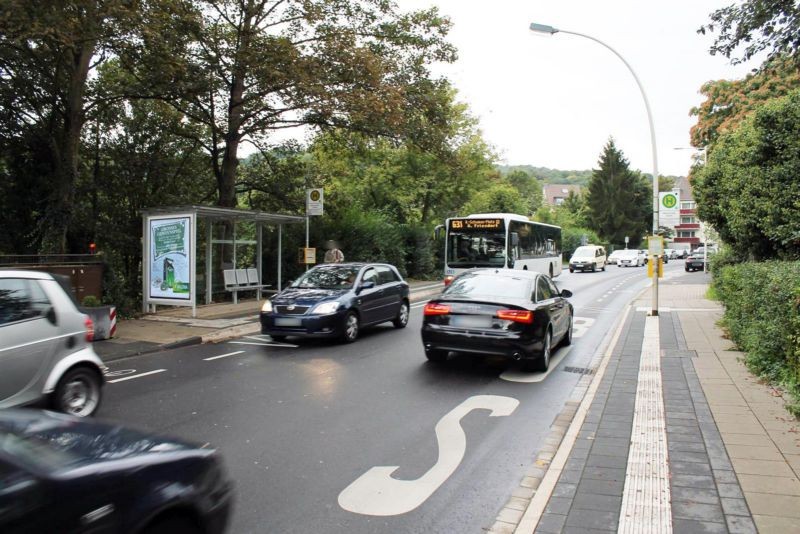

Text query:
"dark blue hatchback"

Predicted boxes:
[[260, 263, 410, 343]]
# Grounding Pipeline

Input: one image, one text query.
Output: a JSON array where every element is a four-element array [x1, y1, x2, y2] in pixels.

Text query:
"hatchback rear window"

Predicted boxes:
[[444, 273, 531, 300]]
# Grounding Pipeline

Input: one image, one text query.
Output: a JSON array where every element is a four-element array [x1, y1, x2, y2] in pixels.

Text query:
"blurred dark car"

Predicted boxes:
[[685, 253, 706, 272], [420, 269, 573, 371], [0, 409, 233, 534], [260, 263, 410, 343]]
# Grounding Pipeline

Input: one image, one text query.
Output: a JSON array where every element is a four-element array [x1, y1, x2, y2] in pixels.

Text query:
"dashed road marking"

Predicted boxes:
[[204, 350, 246, 361], [107, 369, 166, 383], [228, 341, 299, 347]]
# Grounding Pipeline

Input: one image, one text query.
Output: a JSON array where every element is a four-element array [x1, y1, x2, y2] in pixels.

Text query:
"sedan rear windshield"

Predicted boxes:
[[444, 273, 531, 300]]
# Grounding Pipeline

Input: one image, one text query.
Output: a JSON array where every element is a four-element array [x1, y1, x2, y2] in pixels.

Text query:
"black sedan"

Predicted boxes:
[[260, 262, 410, 343], [685, 253, 706, 272], [0, 409, 233, 534], [420, 269, 573, 371]]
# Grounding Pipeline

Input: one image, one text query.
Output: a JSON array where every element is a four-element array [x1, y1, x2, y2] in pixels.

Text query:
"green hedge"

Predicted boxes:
[[713, 261, 800, 413]]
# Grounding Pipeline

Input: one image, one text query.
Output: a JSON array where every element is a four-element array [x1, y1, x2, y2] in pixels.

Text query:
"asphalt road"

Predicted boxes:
[[98, 261, 685, 533]]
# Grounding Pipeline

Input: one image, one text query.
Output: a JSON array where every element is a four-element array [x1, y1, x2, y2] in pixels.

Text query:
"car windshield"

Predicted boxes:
[[443, 272, 531, 300], [291, 266, 360, 290], [619, 250, 639, 257], [572, 247, 595, 258], [0, 430, 80, 473]]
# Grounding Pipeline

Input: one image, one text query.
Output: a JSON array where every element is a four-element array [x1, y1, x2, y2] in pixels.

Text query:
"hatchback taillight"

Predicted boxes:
[[496, 309, 533, 324], [84, 316, 94, 342], [423, 302, 451, 316]]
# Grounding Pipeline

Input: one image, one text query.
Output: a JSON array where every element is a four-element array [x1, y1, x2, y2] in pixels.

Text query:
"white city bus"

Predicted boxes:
[[439, 213, 562, 285]]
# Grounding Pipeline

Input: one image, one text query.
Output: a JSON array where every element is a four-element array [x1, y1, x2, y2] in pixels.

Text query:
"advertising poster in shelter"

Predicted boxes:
[[149, 216, 192, 300]]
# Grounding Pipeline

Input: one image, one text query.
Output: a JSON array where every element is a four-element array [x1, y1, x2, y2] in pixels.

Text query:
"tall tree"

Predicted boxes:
[[694, 89, 800, 261], [0, 0, 188, 253], [159, 0, 456, 208], [584, 139, 650, 246]]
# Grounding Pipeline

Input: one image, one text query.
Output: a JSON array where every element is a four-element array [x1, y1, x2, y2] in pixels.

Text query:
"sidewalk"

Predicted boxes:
[[93, 280, 443, 361], [496, 273, 800, 533]]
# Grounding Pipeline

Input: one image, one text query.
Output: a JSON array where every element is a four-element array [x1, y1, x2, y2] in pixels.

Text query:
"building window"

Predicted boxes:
[[681, 216, 696, 224], [678, 231, 696, 238], [681, 201, 696, 210]]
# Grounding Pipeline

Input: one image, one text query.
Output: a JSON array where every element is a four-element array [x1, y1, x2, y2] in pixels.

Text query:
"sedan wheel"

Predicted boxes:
[[562, 314, 573, 346], [53, 367, 102, 417], [342, 311, 359, 343], [393, 301, 409, 329], [425, 349, 448, 363], [525, 329, 552, 372]]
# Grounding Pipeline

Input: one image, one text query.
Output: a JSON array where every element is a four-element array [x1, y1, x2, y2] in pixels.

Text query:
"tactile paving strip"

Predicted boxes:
[[618, 315, 672, 534]]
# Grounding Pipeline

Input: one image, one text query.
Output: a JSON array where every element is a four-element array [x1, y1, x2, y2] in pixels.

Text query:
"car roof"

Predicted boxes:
[[0, 269, 55, 280], [466, 268, 541, 280]]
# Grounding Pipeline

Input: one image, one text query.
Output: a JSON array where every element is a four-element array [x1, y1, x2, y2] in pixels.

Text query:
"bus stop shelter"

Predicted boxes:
[[141, 206, 305, 316]]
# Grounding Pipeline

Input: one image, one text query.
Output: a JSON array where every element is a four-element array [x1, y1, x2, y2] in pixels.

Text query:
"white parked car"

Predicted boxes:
[[617, 249, 645, 267], [0, 270, 105, 416], [664, 248, 679, 260], [568, 245, 607, 273], [607, 250, 626, 265]]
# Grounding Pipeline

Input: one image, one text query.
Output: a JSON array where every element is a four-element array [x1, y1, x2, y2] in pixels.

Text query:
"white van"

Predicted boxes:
[[568, 245, 607, 273]]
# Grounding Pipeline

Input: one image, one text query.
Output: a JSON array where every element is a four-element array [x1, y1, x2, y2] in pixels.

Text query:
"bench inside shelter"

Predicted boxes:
[[223, 268, 270, 303]]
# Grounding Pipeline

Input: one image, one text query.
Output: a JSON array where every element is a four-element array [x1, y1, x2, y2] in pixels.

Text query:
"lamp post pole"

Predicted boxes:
[[530, 23, 660, 315]]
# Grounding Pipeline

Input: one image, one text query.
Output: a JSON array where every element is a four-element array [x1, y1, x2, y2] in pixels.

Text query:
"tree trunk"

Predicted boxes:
[[40, 42, 94, 254]]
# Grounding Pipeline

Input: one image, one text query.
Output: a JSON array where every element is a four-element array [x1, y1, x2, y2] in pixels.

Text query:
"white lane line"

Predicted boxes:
[[410, 301, 430, 309], [228, 341, 299, 348], [618, 315, 672, 533], [204, 350, 245, 361], [107, 369, 166, 383], [500, 348, 572, 383], [338, 395, 519, 516]]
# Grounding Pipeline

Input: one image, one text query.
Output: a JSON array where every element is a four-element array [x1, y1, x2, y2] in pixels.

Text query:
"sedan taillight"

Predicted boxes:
[[84, 316, 94, 342], [496, 309, 533, 324], [423, 302, 451, 316]]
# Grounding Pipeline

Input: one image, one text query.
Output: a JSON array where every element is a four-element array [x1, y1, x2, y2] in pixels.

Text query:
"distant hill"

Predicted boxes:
[[497, 165, 593, 186]]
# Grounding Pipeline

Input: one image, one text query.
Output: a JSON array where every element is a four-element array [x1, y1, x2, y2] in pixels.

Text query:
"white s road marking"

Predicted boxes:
[[338, 395, 519, 516]]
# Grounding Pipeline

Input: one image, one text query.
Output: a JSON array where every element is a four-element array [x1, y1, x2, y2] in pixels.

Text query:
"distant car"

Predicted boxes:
[[607, 250, 626, 265], [639, 250, 650, 264], [260, 262, 409, 343], [664, 248, 679, 260], [0, 409, 233, 534], [0, 270, 105, 417], [420, 269, 573, 371], [685, 253, 706, 272], [616, 249, 644, 267], [568, 245, 606, 273], [676, 249, 690, 259]]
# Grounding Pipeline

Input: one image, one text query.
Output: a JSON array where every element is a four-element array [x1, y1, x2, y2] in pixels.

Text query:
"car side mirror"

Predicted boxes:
[[560, 289, 573, 298], [45, 307, 57, 325]]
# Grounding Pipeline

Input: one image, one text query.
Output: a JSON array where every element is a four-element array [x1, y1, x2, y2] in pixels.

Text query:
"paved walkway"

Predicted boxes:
[[508, 275, 800, 533]]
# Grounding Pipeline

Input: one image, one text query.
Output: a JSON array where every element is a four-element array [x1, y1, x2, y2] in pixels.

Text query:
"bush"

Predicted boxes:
[[81, 295, 102, 307], [561, 227, 602, 260], [713, 261, 800, 413]]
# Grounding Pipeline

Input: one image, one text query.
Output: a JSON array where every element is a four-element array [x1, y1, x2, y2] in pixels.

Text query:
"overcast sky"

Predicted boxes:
[[397, 0, 759, 177]]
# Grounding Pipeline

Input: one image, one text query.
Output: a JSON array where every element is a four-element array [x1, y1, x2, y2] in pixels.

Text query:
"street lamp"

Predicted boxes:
[[529, 22, 661, 315]]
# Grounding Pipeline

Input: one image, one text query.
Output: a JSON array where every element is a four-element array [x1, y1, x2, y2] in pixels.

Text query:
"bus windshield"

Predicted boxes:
[[446, 231, 507, 267]]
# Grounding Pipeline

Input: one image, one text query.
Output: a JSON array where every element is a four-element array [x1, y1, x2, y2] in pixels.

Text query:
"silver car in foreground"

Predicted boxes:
[[0, 270, 105, 416]]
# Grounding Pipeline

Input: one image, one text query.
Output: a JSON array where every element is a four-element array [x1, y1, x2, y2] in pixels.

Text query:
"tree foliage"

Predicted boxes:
[[693, 90, 800, 261], [690, 56, 800, 148], [584, 139, 651, 247], [505, 169, 544, 215], [699, 1, 800, 65]]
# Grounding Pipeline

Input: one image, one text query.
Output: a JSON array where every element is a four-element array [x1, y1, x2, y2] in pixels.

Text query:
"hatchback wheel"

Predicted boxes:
[[591, 263, 596, 272], [393, 301, 409, 329], [342, 311, 359, 343], [53, 367, 102, 417]]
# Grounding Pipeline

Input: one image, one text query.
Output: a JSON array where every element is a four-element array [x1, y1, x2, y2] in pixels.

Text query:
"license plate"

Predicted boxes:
[[275, 317, 302, 327], [450, 315, 492, 328]]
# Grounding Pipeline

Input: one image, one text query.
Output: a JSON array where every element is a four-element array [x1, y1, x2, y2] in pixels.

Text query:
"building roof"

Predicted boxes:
[[673, 176, 693, 201], [542, 184, 582, 205]]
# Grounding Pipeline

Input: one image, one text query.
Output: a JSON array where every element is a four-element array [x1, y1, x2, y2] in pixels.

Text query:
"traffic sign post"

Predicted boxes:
[[647, 235, 664, 315]]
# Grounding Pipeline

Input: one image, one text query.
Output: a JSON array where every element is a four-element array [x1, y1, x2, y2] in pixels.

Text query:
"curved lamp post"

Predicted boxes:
[[530, 22, 661, 315]]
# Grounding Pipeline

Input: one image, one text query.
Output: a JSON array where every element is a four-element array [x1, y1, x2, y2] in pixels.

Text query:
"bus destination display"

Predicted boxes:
[[450, 218, 504, 231]]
